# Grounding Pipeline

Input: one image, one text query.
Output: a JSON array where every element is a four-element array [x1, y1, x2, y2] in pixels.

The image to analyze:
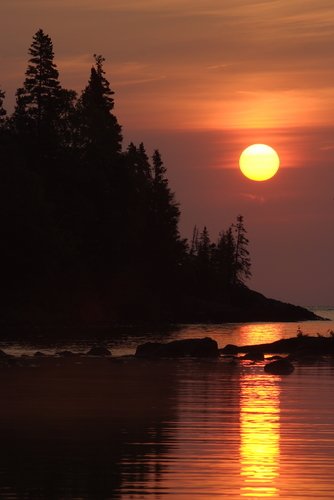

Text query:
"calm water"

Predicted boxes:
[[1, 308, 333, 358], [0, 308, 334, 499]]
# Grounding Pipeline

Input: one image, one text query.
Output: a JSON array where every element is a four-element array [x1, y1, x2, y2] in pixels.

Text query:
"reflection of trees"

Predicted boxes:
[[0, 360, 178, 499], [161, 360, 241, 496], [239, 373, 281, 498]]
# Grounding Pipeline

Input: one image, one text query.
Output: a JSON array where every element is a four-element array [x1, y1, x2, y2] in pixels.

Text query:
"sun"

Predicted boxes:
[[239, 144, 280, 181]]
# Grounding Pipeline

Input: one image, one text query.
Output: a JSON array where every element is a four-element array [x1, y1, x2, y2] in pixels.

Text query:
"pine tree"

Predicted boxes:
[[0, 87, 12, 166], [15, 29, 61, 130], [190, 225, 199, 256], [214, 227, 236, 288], [75, 54, 122, 161], [152, 148, 166, 183], [198, 226, 211, 264], [11, 29, 76, 162], [233, 215, 251, 285], [0, 88, 7, 126], [128, 142, 152, 181], [151, 149, 182, 251], [146, 150, 185, 297], [123, 142, 152, 250], [194, 226, 215, 296]]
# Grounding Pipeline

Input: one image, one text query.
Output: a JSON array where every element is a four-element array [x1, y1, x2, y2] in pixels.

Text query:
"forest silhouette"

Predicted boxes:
[[0, 30, 318, 325]]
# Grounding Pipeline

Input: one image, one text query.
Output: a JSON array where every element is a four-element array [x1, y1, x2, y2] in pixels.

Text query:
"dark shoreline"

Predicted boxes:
[[170, 287, 327, 324], [221, 334, 334, 356], [0, 287, 327, 338]]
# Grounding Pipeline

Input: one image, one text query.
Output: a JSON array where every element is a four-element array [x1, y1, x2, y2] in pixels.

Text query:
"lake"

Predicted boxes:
[[0, 308, 333, 499]]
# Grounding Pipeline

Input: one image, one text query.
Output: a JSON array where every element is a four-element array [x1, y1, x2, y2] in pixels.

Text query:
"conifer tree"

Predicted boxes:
[[127, 142, 152, 181], [190, 225, 199, 256], [12, 29, 76, 161], [75, 54, 122, 161], [15, 29, 61, 130], [151, 149, 182, 250], [147, 149, 185, 290], [0, 88, 7, 126], [195, 226, 214, 295], [233, 215, 251, 285], [214, 227, 236, 287], [198, 226, 211, 265]]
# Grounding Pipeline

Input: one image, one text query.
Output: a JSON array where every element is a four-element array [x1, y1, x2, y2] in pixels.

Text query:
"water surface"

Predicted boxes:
[[0, 309, 333, 499]]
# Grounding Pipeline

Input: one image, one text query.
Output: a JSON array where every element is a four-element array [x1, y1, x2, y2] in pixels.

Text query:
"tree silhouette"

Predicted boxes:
[[0, 29, 258, 323], [11, 29, 76, 167], [190, 225, 199, 256], [0, 88, 6, 126], [14, 29, 61, 131], [233, 214, 251, 285], [149, 149, 185, 280], [75, 54, 122, 163], [214, 226, 236, 288]]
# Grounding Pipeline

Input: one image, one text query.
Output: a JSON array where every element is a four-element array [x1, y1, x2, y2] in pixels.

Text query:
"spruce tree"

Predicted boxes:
[[190, 225, 199, 256], [198, 226, 211, 265], [0, 88, 6, 126], [233, 215, 251, 285], [15, 29, 61, 130], [214, 227, 236, 288], [11, 29, 76, 164], [75, 54, 122, 161], [151, 149, 182, 255], [195, 226, 214, 296]]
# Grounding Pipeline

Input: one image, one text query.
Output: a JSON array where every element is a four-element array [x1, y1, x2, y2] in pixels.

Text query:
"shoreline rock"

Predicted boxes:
[[264, 358, 295, 375], [220, 335, 334, 356], [86, 346, 112, 357], [136, 337, 219, 358]]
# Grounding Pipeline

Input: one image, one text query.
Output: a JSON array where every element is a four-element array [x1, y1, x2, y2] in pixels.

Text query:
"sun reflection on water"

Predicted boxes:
[[238, 323, 284, 347], [240, 373, 280, 498]]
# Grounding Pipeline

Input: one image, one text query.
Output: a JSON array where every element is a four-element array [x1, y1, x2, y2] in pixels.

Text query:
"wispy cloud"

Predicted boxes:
[[240, 193, 266, 204], [3, 0, 334, 130]]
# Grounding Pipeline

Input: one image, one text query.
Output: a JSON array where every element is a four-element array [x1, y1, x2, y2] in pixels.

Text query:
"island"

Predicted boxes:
[[0, 30, 325, 327]]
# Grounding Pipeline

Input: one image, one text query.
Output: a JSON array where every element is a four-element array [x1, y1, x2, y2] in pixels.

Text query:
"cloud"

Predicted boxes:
[[3, 0, 334, 130], [240, 193, 266, 204]]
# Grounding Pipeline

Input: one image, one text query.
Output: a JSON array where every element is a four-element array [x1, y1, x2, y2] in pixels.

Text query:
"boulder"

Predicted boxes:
[[34, 351, 47, 357], [264, 358, 294, 375], [136, 337, 219, 358], [57, 350, 77, 357], [242, 351, 264, 361], [86, 346, 112, 357], [220, 344, 239, 355]]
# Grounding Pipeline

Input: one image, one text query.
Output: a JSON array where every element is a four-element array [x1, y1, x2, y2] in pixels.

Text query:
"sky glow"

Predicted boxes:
[[1, 0, 334, 305]]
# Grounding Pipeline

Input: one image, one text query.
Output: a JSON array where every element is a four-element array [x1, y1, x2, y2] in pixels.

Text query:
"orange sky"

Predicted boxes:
[[1, 0, 334, 306]]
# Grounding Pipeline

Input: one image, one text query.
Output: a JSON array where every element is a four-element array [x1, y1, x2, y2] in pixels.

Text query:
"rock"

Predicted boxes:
[[264, 358, 294, 375], [0, 349, 15, 367], [220, 344, 239, 355], [136, 337, 219, 358], [220, 335, 334, 357], [242, 351, 264, 361], [135, 342, 163, 357], [57, 350, 77, 357], [86, 346, 112, 356], [34, 351, 46, 357]]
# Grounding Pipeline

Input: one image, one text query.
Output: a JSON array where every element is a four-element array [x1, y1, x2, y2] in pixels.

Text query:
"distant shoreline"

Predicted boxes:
[[0, 287, 326, 333]]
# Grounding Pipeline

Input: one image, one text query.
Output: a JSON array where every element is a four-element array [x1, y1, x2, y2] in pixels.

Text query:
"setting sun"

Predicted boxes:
[[239, 144, 280, 181]]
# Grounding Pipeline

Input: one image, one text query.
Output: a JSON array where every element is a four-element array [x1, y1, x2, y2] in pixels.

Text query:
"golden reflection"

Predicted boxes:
[[240, 373, 280, 497], [238, 323, 284, 347]]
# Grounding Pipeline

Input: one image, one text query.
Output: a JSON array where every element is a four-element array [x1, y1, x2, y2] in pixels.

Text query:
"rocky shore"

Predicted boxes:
[[220, 333, 334, 356]]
